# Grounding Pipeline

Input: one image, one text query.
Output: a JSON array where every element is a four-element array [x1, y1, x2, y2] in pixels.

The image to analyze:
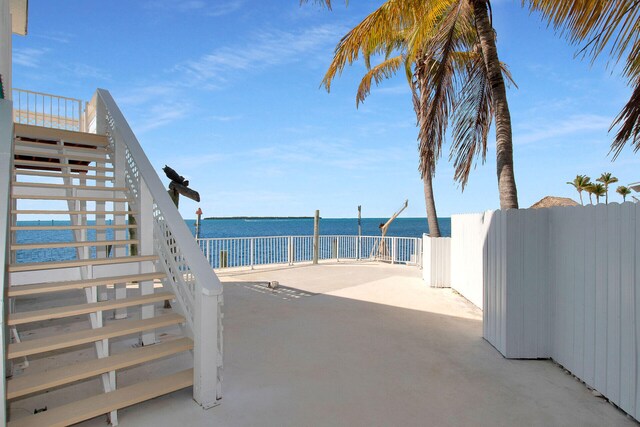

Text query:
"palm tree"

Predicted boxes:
[[588, 183, 606, 204], [307, 0, 519, 210], [583, 184, 595, 205], [566, 174, 590, 205], [596, 172, 618, 204], [617, 185, 632, 202], [526, 2, 640, 158]]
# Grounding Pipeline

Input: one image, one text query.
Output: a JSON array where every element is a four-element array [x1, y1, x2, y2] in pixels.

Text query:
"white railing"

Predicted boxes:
[[197, 235, 422, 270], [95, 89, 223, 408], [12, 88, 85, 131], [0, 98, 13, 424]]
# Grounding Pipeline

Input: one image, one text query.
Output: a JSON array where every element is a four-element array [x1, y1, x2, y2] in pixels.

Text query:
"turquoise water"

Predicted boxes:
[[14, 217, 450, 264]]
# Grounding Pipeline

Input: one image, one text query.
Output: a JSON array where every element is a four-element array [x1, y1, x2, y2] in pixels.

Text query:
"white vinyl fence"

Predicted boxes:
[[449, 213, 492, 308], [460, 203, 640, 421], [422, 235, 450, 288], [197, 235, 422, 270]]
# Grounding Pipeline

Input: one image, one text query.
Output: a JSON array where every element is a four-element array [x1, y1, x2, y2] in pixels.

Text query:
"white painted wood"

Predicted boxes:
[[0, 98, 14, 426], [451, 212, 488, 309], [422, 235, 451, 288], [462, 203, 640, 420]]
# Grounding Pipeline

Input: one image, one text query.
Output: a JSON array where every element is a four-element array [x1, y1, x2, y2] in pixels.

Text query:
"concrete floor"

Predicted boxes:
[[82, 263, 634, 427]]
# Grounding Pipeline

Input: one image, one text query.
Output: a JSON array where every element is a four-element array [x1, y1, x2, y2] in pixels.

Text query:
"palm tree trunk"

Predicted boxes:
[[423, 173, 441, 237], [578, 191, 584, 205], [471, 0, 518, 210]]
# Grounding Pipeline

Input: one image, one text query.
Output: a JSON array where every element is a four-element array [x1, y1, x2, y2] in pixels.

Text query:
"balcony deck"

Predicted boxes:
[[64, 262, 632, 426]]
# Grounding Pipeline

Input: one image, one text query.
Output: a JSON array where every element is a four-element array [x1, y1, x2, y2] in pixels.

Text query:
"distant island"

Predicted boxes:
[[203, 216, 316, 220]]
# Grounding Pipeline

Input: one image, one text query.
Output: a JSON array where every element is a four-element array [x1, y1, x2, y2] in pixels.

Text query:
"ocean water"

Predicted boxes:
[[14, 217, 450, 264], [186, 217, 451, 239]]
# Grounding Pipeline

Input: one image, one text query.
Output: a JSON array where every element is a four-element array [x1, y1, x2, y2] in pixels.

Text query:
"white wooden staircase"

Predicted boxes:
[[1, 90, 224, 426]]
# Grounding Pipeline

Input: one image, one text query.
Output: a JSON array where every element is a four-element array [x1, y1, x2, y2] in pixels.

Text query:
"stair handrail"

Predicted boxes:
[[95, 89, 222, 408], [95, 89, 223, 297], [0, 98, 13, 423]]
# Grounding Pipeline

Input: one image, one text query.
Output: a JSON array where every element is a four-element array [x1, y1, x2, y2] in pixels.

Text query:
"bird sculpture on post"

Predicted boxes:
[[163, 165, 200, 207], [161, 165, 201, 308]]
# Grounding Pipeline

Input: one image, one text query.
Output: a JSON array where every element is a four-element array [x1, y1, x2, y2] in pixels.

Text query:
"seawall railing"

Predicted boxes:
[[196, 235, 422, 270]]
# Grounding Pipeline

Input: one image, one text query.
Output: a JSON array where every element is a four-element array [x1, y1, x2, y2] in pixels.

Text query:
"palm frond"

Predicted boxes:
[[356, 55, 405, 106]]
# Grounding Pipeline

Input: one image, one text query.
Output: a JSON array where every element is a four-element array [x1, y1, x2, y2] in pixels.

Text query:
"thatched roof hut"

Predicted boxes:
[[530, 196, 579, 209]]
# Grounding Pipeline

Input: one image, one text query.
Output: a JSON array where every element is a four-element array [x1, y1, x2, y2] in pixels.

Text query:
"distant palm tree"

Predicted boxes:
[[596, 172, 618, 204], [588, 183, 606, 204], [584, 184, 596, 205], [617, 185, 632, 202], [566, 174, 591, 205]]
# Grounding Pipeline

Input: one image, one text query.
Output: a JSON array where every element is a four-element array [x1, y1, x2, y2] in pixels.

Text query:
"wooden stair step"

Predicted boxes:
[[7, 369, 193, 427], [12, 182, 127, 192], [14, 123, 110, 147], [7, 337, 193, 400], [9, 272, 166, 297], [15, 138, 110, 155], [14, 170, 114, 181], [8, 313, 185, 359], [14, 149, 111, 164], [9, 254, 158, 272], [12, 209, 133, 215], [9, 292, 174, 326], [14, 159, 114, 172], [11, 194, 129, 202], [11, 223, 136, 231], [12, 239, 138, 251]]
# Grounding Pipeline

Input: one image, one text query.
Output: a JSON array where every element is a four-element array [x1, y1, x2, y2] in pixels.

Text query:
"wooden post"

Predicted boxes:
[[195, 207, 202, 239], [313, 210, 319, 264], [357, 205, 362, 260]]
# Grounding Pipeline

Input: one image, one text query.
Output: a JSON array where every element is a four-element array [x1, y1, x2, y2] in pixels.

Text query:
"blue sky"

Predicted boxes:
[[11, 0, 639, 219]]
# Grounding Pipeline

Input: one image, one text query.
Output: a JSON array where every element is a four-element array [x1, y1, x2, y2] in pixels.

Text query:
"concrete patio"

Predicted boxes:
[[81, 262, 633, 426]]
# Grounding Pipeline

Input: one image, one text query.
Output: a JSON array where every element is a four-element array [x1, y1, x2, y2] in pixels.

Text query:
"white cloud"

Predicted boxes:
[[116, 85, 178, 106], [174, 24, 345, 87], [13, 48, 48, 68], [134, 102, 190, 133], [144, 0, 242, 15], [515, 114, 612, 145]]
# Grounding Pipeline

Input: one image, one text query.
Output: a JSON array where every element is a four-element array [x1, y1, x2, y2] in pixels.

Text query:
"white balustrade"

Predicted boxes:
[[196, 235, 422, 269], [12, 88, 85, 131], [95, 89, 223, 408]]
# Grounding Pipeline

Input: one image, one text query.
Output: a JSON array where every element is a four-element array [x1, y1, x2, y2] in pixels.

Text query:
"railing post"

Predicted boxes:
[[138, 181, 156, 346], [0, 99, 14, 425], [250, 238, 255, 269], [288, 236, 293, 265], [193, 286, 222, 408], [392, 238, 397, 264], [313, 210, 319, 265]]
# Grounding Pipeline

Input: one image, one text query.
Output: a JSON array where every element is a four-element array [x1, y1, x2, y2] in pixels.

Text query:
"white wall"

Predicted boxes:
[[480, 203, 640, 420], [0, 0, 12, 99], [422, 235, 451, 288], [450, 212, 491, 309]]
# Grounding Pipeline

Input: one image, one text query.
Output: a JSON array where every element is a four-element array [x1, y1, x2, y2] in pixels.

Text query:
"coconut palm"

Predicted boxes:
[[525, 1, 640, 158], [307, 0, 519, 209], [617, 185, 632, 202], [587, 183, 606, 204], [596, 172, 618, 204], [566, 174, 591, 205], [584, 184, 596, 205]]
